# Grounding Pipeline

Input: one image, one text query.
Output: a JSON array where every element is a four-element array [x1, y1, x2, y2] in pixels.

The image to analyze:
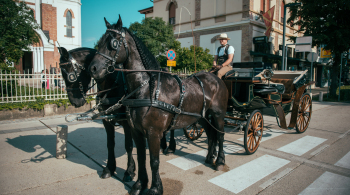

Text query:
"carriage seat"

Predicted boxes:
[[253, 84, 277, 95], [270, 78, 295, 99]]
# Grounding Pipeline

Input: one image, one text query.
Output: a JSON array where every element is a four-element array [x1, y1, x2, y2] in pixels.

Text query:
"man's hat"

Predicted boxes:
[[217, 33, 230, 40]]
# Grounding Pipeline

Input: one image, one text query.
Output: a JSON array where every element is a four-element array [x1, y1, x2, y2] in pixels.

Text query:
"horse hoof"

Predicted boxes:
[[100, 167, 113, 179], [146, 188, 162, 195], [129, 189, 141, 195], [164, 148, 175, 156], [123, 174, 133, 182]]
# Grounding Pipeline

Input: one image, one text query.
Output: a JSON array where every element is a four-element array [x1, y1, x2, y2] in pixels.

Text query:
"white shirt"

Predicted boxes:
[[215, 45, 235, 56]]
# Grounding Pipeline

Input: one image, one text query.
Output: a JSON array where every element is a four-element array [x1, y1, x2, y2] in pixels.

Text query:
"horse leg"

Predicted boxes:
[[147, 132, 163, 195], [215, 130, 226, 171], [202, 117, 217, 165], [160, 131, 167, 154], [129, 130, 148, 195], [167, 130, 176, 154], [213, 116, 226, 171], [121, 122, 136, 182], [101, 119, 116, 179]]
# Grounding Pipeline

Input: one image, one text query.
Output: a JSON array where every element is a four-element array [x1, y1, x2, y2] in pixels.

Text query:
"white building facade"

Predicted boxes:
[[15, 0, 82, 73]]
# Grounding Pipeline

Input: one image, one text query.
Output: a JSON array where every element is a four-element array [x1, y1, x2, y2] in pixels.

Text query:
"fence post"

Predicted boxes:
[[56, 125, 68, 159]]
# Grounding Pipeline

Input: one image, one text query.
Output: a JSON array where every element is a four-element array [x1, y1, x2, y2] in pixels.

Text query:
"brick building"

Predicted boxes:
[[15, 0, 82, 73], [139, 0, 318, 72]]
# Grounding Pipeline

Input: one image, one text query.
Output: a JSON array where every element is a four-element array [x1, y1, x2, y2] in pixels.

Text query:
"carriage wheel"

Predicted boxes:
[[244, 110, 263, 155], [296, 93, 312, 133], [183, 123, 205, 141]]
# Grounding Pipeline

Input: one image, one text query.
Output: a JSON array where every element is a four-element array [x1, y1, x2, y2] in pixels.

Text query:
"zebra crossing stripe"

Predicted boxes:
[[299, 172, 350, 194], [167, 150, 207, 171], [209, 155, 290, 194], [335, 151, 350, 169], [167, 144, 242, 171], [238, 129, 285, 142], [277, 135, 327, 156]]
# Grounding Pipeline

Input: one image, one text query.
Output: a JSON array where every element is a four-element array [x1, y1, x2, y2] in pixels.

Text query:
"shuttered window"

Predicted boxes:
[[169, 3, 175, 25], [66, 11, 72, 37]]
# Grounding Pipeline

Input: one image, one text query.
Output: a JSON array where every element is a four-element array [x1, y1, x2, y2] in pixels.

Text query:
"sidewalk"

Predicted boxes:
[[0, 101, 347, 195], [0, 115, 132, 195]]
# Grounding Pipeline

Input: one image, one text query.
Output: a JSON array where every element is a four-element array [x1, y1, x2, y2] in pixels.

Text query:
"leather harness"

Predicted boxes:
[[92, 28, 207, 126]]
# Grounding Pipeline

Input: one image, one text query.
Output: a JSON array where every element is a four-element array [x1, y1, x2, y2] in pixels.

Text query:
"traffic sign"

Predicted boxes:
[[295, 36, 312, 52], [320, 48, 332, 58], [167, 60, 176, 67], [166, 49, 176, 61], [307, 52, 318, 62]]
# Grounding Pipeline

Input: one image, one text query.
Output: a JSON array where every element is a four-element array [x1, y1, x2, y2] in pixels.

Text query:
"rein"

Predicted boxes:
[[113, 68, 177, 75]]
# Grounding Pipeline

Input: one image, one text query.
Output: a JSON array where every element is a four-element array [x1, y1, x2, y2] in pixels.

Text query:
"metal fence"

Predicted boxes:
[[0, 68, 194, 104], [0, 69, 97, 104]]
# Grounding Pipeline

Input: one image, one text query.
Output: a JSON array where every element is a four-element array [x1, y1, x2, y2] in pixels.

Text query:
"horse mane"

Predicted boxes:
[[124, 27, 160, 101], [124, 28, 160, 71], [68, 47, 96, 53]]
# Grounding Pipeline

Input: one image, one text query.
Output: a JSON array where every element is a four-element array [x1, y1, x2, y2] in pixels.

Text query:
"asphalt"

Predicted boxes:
[[0, 86, 346, 195]]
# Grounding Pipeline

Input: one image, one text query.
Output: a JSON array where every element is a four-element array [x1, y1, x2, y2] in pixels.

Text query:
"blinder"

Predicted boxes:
[[96, 28, 129, 74], [67, 72, 78, 82], [59, 55, 87, 99]]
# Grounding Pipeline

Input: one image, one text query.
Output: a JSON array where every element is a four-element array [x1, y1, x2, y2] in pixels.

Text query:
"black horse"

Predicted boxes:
[[58, 47, 136, 182], [88, 16, 228, 195]]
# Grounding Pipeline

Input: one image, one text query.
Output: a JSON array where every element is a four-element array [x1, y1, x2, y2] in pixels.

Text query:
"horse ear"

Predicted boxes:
[[115, 15, 122, 30], [58, 47, 69, 60], [104, 17, 112, 29]]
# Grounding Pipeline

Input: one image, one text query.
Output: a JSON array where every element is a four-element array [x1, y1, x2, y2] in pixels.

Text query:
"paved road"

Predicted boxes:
[[0, 101, 349, 195]]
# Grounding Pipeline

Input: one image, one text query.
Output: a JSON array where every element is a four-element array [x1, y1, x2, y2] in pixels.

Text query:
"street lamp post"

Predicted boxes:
[[281, 2, 302, 70]]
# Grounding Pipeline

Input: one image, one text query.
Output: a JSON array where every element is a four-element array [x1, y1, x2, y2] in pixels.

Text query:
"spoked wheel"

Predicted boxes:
[[183, 123, 205, 141], [244, 110, 263, 155], [296, 93, 312, 133]]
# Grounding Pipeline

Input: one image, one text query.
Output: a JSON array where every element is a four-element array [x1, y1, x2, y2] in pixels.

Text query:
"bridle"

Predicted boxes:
[[59, 55, 91, 100], [95, 28, 129, 74]]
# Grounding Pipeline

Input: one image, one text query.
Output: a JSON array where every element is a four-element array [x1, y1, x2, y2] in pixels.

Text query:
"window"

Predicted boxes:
[[169, 3, 175, 25], [260, 0, 270, 13], [281, 1, 285, 23], [66, 11, 72, 37]]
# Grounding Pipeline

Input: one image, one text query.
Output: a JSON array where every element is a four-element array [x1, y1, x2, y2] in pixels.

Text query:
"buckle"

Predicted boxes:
[[174, 108, 181, 114]]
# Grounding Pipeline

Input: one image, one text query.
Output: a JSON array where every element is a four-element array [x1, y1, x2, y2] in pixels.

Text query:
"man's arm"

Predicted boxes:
[[213, 55, 218, 66]]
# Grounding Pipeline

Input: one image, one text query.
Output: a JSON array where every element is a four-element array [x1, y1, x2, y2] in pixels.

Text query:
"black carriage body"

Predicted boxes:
[[224, 62, 308, 119]]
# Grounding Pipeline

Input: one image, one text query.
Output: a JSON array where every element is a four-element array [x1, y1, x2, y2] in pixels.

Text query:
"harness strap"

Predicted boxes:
[[193, 75, 206, 117], [96, 71, 121, 105], [122, 99, 201, 118], [155, 72, 161, 100], [167, 75, 186, 130]]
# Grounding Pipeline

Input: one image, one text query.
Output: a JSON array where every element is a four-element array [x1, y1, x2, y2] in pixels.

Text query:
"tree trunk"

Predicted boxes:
[[329, 53, 341, 98]]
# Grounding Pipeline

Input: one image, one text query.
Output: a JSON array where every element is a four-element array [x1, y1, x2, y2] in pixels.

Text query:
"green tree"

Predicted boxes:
[[0, 0, 40, 66], [288, 0, 350, 97], [129, 17, 176, 64], [175, 45, 214, 71], [129, 17, 213, 71]]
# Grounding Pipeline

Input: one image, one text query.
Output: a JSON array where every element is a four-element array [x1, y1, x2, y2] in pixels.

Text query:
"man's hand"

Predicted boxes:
[[216, 65, 223, 69]]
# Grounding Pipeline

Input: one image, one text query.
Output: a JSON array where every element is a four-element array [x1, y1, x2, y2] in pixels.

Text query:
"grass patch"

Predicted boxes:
[[0, 96, 95, 111]]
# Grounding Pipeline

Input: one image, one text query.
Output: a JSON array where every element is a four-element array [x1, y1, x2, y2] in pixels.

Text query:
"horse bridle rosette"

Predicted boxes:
[[59, 57, 88, 99], [96, 28, 129, 74]]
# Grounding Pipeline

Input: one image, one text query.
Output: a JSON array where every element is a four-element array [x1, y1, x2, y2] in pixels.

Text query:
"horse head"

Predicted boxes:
[[58, 47, 95, 107], [89, 16, 130, 81]]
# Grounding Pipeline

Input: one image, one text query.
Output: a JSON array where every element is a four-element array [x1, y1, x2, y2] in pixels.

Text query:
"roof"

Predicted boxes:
[[138, 6, 153, 14]]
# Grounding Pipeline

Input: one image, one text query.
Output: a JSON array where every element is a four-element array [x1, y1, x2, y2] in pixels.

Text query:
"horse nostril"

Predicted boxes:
[[91, 65, 97, 73]]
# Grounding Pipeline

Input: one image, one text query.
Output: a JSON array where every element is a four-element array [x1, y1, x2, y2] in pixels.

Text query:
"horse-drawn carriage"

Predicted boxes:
[[183, 62, 312, 154], [59, 16, 314, 194]]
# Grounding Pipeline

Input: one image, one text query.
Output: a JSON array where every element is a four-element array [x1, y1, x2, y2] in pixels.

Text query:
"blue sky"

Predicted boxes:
[[81, 0, 153, 48]]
